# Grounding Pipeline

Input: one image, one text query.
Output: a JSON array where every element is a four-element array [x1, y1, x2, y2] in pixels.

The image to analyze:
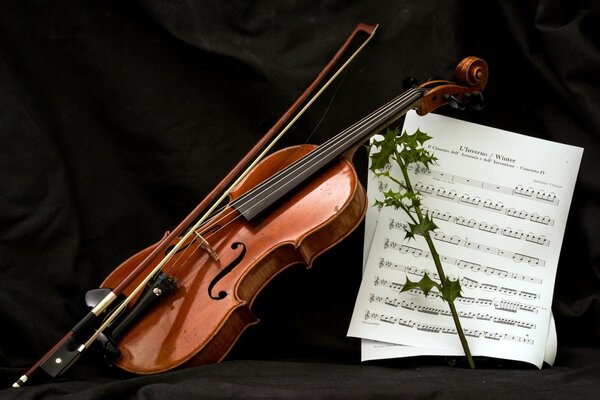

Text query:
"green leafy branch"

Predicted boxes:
[[369, 127, 475, 369]]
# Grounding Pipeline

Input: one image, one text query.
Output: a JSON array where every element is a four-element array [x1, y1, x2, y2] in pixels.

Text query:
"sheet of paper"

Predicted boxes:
[[349, 111, 582, 368]]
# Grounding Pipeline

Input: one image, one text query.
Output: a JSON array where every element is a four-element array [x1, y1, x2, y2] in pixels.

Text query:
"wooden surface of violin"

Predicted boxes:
[[101, 145, 367, 373]]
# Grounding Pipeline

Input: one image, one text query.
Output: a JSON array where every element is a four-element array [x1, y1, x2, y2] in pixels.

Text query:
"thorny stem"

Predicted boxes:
[[398, 158, 475, 369], [423, 231, 475, 369]]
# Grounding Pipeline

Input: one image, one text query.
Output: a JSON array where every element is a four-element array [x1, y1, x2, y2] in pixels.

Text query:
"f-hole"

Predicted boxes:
[[208, 242, 246, 300]]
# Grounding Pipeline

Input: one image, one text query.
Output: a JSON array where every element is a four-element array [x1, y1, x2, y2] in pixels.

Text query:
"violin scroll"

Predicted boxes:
[[413, 56, 488, 116], [455, 56, 488, 87]]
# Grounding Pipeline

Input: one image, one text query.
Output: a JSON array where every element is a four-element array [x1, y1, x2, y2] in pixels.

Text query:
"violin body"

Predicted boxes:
[[101, 145, 367, 374]]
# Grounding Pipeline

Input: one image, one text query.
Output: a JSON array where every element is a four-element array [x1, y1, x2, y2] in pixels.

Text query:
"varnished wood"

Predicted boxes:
[[414, 56, 488, 115], [101, 145, 367, 374]]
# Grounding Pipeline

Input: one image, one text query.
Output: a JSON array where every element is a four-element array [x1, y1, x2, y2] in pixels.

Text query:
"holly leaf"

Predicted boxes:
[[406, 214, 438, 238], [413, 128, 434, 146], [401, 272, 441, 296], [440, 277, 463, 303], [369, 127, 401, 172]]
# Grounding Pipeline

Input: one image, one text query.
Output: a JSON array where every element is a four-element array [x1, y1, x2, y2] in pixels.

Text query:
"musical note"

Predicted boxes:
[[478, 221, 500, 234], [436, 187, 457, 200], [459, 194, 481, 206], [416, 323, 442, 333], [535, 190, 558, 204], [428, 208, 452, 221], [418, 305, 441, 315], [525, 233, 550, 246], [530, 213, 554, 225], [493, 316, 536, 329], [402, 300, 417, 310], [518, 291, 539, 300], [493, 299, 540, 314], [483, 199, 504, 211], [455, 215, 477, 228], [506, 207, 528, 219], [457, 296, 492, 307], [512, 253, 542, 266]]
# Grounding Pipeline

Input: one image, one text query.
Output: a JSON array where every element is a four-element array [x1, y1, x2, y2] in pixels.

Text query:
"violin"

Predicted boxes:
[[12, 23, 488, 386]]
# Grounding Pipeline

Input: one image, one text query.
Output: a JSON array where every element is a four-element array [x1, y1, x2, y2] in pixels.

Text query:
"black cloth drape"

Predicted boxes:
[[1, 1, 599, 399]]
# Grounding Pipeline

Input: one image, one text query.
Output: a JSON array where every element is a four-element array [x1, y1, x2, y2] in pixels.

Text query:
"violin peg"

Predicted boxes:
[[465, 91, 485, 110], [403, 76, 419, 90], [444, 94, 465, 110]]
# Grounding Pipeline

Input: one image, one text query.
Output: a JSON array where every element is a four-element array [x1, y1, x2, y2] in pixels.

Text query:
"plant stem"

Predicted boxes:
[[423, 231, 475, 369], [399, 160, 475, 369]]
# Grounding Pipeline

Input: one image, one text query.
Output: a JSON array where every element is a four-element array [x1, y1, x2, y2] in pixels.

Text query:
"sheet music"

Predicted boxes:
[[349, 111, 582, 368]]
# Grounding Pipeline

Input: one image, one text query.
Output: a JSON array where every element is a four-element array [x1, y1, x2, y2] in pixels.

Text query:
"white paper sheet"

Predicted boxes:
[[348, 111, 582, 368]]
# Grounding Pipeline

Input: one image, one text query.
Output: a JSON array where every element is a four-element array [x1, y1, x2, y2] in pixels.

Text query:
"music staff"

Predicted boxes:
[[459, 296, 541, 314], [430, 231, 545, 266], [382, 239, 543, 284], [362, 310, 535, 345], [412, 165, 559, 206], [373, 275, 443, 299], [412, 207, 551, 247], [412, 181, 556, 226], [374, 273, 541, 301], [387, 217, 546, 257], [374, 261, 543, 310], [377, 258, 542, 308], [369, 294, 536, 330], [460, 276, 540, 300]]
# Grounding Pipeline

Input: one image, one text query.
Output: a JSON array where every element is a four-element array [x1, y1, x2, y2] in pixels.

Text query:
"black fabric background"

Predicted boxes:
[[1, 1, 599, 398]]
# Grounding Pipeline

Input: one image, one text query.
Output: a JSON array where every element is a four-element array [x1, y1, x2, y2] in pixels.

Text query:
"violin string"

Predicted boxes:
[[182, 88, 422, 250], [228, 88, 424, 216], [158, 88, 424, 285], [161, 211, 228, 277], [160, 237, 197, 276]]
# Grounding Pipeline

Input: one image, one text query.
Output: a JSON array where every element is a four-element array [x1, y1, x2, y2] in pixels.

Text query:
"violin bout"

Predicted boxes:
[[101, 145, 367, 374]]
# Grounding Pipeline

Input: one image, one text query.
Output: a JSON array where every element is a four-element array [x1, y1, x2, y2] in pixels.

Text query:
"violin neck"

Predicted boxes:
[[233, 87, 424, 220]]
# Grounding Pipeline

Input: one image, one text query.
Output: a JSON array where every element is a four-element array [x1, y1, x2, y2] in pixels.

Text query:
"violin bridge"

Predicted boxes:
[[194, 231, 219, 261]]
